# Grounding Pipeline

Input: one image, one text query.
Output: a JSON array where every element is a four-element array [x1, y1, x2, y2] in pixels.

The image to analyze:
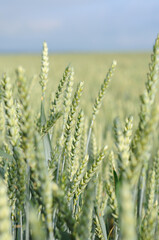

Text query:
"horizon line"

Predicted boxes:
[[0, 50, 151, 55]]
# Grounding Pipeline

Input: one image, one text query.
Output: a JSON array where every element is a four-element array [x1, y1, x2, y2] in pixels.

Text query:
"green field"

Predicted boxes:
[[0, 53, 150, 126]]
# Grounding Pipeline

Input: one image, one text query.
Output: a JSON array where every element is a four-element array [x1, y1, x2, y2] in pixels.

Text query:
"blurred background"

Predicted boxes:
[[0, 0, 159, 53]]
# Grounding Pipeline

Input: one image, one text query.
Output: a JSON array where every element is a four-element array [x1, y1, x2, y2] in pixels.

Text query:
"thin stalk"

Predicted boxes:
[[49, 230, 54, 240], [114, 225, 118, 240], [25, 163, 30, 240], [11, 210, 15, 239], [16, 214, 21, 240], [133, 184, 138, 204], [56, 125, 65, 183], [20, 211, 23, 240], [41, 101, 52, 165], [56, 155, 61, 184], [54, 135, 65, 232], [85, 118, 94, 155], [52, 207, 58, 238], [137, 174, 145, 231], [61, 156, 65, 175]]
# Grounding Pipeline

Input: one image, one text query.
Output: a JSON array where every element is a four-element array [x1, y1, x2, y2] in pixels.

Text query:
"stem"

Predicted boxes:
[[52, 208, 57, 236], [139, 178, 145, 218], [61, 155, 65, 175], [114, 225, 118, 240], [137, 173, 145, 232], [56, 141, 63, 184], [56, 129, 65, 184], [85, 118, 94, 155], [56, 155, 61, 184], [49, 229, 54, 240], [25, 163, 30, 240], [16, 212, 21, 240], [11, 209, 15, 239], [20, 211, 23, 240]]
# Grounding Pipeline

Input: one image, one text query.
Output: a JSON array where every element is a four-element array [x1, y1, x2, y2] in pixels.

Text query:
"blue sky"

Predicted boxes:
[[0, 0, 159, 52]]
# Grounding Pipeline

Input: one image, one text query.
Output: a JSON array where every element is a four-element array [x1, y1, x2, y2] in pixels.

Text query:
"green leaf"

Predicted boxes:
[[114, 170, 122, 203], [41, 111, 62, 136], [40, 101, 53, 163], [40, 100, 46, 125], [113, 169, 119, 191]]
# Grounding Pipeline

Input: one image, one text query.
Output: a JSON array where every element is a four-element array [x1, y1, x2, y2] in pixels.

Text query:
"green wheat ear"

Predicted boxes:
[[62, 82, 84, 170], [50, 65, 73, 116], [67, 154, 89, 202], [41, 66, 73, 136], [92, 60, 117, 118], [69, 109, 84, 181], [16, 66, 35, 166], [63, 66, 74, 123], [1, 74, 27, 238], [39, 41, 49, 98], [140, 170, 157, 240], [75, 182, 94, 240], [86, 60, 117, 154], [74, 146, 107, 202], [1, 73, 21, 147], [114, 115, 133, 178]]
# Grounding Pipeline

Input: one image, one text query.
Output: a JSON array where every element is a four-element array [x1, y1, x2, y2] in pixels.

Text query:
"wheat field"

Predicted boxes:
[[0, 52, 150, 123], [0, 37, 159, 240]]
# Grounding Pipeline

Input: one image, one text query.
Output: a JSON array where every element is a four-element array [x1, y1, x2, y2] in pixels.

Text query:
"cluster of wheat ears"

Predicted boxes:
[[0, 35, 159, 240]]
